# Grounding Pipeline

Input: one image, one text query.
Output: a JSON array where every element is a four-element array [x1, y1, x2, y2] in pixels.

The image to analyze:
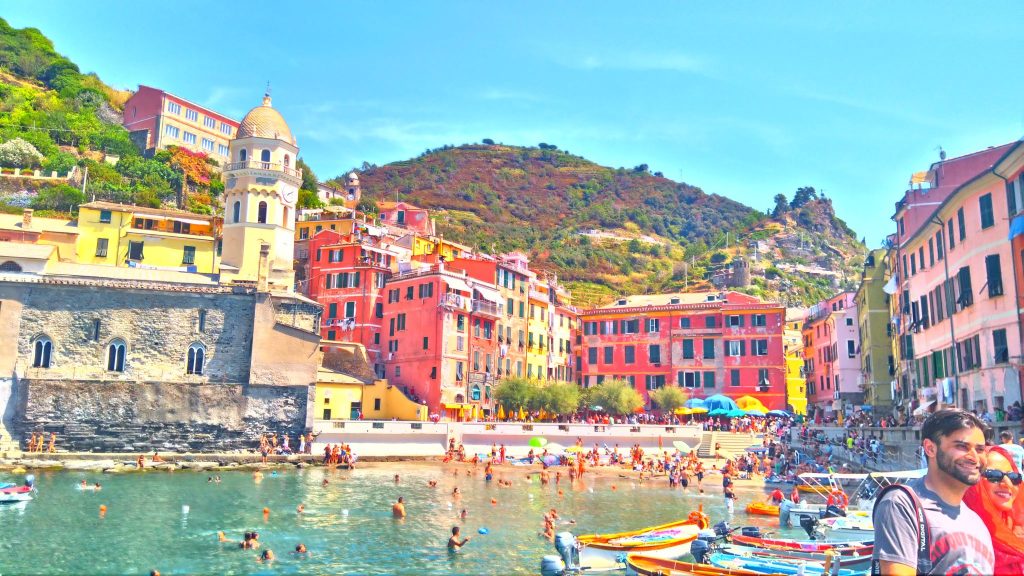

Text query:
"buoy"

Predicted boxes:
[[262, 507, 270, 517], [478, 527, 489, 535], [611, 485, 617, 491], [341, 509, 349, 516], [182, 505, 190, 515], [558, 490, 563, 496], [490, 498, 497, 505], [99, 504, 107, 517]]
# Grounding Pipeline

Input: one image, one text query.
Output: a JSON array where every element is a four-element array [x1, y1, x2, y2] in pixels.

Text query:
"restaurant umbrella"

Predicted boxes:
[[685, 398, 707, 409], [689, 407, 709, 414], [528, 436, 547, 448], [726, 408, 746, 418], [674, 407, 693, 416], [745, 409, 767, 417], [709, 408, 730, 416], [497, 405, 506, 420], [518, 406, 527, 420]]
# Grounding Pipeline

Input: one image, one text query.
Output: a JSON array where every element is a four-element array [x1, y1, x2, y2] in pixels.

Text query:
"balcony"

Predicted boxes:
[[225, 160, 303, 180], [471, 299, 503, 318], [440, 292, 470, 311]]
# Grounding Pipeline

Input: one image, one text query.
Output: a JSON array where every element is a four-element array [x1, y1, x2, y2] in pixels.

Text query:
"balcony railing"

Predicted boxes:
[[471, 299, 502, 317], [440, 292, 470, 311], [225, 160, 303, 179]]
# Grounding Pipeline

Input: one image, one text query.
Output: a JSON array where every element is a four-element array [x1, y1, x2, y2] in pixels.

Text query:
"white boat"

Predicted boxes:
[[0, 475, 36, 505]]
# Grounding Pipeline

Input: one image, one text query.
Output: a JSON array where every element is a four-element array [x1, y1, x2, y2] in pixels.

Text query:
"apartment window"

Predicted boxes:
[[257, 201, 267, 223], [979, 193, 994, 229], [957, 207, 966, 241], [220, 122, 232, 135], [705, 316, 717, 328], [182, 131, 197, 145], [107, 339, 126, 372], [751, 314, 767, 327], [703, 371, 715, 388], [956, 266, 974, 309], [197, 309, 206, 333], [993, 329, 1009, 363], [128, 241, 144, 261], [519, 301, 525, 318], [418, 283, 434, 298], [947, 219, 955, 249], [936, 231, 944, 260], [621, 318, 639, 334], [646, 318, 660, 333], [898, 217, 905, 236], [396, 312, 406, 330], [727, 315, 744, 328], [703, 339, 715, 359], [928, 238, 935, 267], [164, 125, 180, 139], [32, 336, 52, 368], [584, 321, 597, 336], [727, 340, 744, 357], [217, 144, 229, 156], [649, 344, 661, 364], [99, 210, 112, 223], [457, 315, 466, 332], [985, 254, 1003, 297], [201, 138, 214, 152], [588, 348, 598, 365], [680, 317, 691, 329], [910, 253, 917, 275], [645, 375, 665, 390], [603, 346, 613, 364], [203, 116, 216, 129], [730, 369, 740, 387], [184, 108, 198, 122], [847, 340, 856, 358], [182, 246, 196, 265], [95, 238, 108, 257], [758, 368, 770, 386], [186, 343, 205, 375], [1008, 178, 1020, 216], [624, 346, 635, 364], [679, 371, 698, 388], [753, 339, 769, 356]]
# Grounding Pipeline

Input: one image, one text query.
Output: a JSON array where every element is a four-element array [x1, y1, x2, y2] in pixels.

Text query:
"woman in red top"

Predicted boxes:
[[963, 445, 1024, 575]]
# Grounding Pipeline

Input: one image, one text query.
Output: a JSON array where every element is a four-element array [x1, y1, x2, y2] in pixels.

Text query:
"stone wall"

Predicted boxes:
[[11, 283, 255, 384], [15, 378, 307, 452]]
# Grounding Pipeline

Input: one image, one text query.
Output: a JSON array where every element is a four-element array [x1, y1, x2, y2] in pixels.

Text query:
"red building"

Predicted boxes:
[[306, 229, 392, 371], [579, 291, 787, 410], [122, 85, 239, 161], [378, 201, 435, 236]]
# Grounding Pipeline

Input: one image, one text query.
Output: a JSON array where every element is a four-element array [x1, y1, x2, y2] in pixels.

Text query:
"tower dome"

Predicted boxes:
[[237, 94, 295, 145]]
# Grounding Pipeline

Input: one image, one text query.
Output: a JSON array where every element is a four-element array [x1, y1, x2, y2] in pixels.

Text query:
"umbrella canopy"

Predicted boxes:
[[518, 406, 527, 420], [565, 446, 584, 453], [529, 436, 547, 448], [767, 409, 791, 417], [745, 409, 767, 417], [546, 442, 565, 453], [689, 407, 709, 414], [497, 405, 506, 420], [674, 407, 693, 415], [735, 395, 769, 412], [685, 398, 707, 409], [541, 454, 560, 466], [673, 440, 694, 453], [703, 394, 738, 412], [726, 408, 746, 418], [709, 408, 730, 416]]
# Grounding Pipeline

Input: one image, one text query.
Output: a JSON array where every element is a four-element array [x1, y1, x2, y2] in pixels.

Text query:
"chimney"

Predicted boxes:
[[22, 208, 33, 230], [257, 243, 270, 292]]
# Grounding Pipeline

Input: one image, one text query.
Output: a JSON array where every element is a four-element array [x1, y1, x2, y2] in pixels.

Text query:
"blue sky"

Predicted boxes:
[[4, 2, 1023, 244]]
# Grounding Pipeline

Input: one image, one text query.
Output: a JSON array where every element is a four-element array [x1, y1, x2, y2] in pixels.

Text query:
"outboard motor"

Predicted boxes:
[[541, 532, 581, 576], [691, 538, 711, 564], [740, 526, 762, 539], [779, 499, 795, 528], [713, 520, 731, 537], [24, 474, 35, 490], [823, 504, 847, 519], [799, 514, 820, 540]]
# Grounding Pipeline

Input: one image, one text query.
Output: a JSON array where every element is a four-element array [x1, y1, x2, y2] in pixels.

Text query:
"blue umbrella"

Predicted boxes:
[[709, 408, 730, 416], [726, 408, 746, 418], [685, 398, 707, 409], [704, 394, 738, 412], [767, 410, 791, 417], [745, 409, 767, 417]]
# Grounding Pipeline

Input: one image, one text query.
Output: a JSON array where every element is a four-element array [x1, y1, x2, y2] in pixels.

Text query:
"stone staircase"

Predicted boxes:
[[698, 431, 764, 458]]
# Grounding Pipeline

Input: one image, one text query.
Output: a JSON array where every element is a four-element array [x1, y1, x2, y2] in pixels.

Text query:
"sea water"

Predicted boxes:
[[0, 464, 807, 575]]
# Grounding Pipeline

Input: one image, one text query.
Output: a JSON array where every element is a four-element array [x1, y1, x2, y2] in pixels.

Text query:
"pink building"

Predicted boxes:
[[122, 85, 238, 161], [802, 293, 862, 418], [893, 141, 1024, 414]]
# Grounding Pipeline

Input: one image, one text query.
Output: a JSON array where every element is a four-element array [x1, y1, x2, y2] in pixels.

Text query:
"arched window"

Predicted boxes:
[[239, 149, 247, 162], [260, 149, 271, 168], [107, 339, 126, 372], [471, 385, 481, 401], [32, 336, 52, 368], [187, 343, 206, 375], [257, 201, 268, 224], [232, 201, 241, 223], [0, 261, 22, 272]]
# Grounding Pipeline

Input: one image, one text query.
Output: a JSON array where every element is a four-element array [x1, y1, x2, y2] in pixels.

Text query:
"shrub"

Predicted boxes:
[[0, 138, 45, 168]]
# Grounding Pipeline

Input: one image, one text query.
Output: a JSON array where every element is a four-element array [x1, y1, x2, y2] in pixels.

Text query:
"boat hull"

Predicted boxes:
[[626, 554, 779, 576], [744, 503, 779, 516], [724, 544, 872, 571]]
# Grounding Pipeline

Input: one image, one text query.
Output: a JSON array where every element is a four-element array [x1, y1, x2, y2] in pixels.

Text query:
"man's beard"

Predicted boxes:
[[936, 448, 981, 486]]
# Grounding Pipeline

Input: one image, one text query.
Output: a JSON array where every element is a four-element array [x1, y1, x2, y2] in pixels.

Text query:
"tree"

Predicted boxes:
[[771, 193, 789, 218], [492, 377, 539, 410], [589, 378, 644, 416], [790, 186, 817, 209], [298, 188, 324, 209], [649, 387, 688, 412], [31, 183, 85, 212], [535, 382, 582, 415], [482, 138, 495, 145], [296, 157, 318, 193]]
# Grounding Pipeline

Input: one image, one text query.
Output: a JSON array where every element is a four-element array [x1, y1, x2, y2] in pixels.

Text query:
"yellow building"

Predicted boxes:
[[295, 207, 357, 241], [314, 342, 427, 422], [526, 278, 549, 379], [784, 308, 808, 415], [0, 209, 79, 262], [76, 201, 218, 273]]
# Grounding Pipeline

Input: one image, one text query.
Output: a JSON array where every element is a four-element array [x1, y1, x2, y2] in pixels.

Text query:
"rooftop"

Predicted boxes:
[[80, 201, 214, 223], [237, 95, 295, 146], [0, 212, 78, 235]]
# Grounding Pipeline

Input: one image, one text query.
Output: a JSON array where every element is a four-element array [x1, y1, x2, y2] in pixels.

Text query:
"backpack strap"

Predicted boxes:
[[870, 484, 932, 575]]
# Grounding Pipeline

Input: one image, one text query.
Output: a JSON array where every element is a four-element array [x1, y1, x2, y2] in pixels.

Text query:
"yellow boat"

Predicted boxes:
[[577, 511, 709, 567], [797, 483, 831, 494], [744, 502, 779, 516], [626, 554, 786, 576]]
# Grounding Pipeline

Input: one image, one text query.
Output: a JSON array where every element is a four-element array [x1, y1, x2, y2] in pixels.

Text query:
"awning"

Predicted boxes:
[[443, 276, 472, 293], [174, 217, 211, 225], [472, 284, 502, 304]]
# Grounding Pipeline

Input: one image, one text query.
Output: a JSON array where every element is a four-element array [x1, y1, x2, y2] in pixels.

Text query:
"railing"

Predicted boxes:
[[225, 160, 303, 179], [471, 299, 502, 316], [441, 293, 470, 311]]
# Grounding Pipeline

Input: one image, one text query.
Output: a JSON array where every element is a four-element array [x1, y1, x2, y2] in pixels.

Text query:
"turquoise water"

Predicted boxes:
[[0, 464, 805, 575]]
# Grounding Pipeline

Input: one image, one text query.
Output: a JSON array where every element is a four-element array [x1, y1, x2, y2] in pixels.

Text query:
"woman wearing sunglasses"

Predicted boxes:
[[962, 445, 1024, 574]]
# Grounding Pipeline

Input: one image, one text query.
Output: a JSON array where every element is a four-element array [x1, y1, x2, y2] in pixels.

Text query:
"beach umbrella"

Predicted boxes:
[[689, 407, 709, 414], [685, 398, 707, 409], [735, 395, 769, 412], [497, 405, 506, 420], [674, 407, 693, 415], [565, 446, 584, 453], [529, 437, 548, 448], [745, 409, 767, 417], [518, 406, 527, 420], [704, 394, 738, 412], [541, 454, 560, 466], [709, 408, 730, 416], [673, 441, 694, 453], [546, 442, 565, 453], [726, 408, 746, 418], [767, 410, 790, 417]]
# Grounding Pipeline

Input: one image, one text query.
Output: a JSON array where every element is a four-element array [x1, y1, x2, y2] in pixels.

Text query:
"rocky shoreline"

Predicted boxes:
[[0, 452, 431, 474]]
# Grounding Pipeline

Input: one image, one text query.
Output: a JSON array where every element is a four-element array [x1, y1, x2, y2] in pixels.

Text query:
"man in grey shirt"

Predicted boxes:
[[872, 409, 994, 575]]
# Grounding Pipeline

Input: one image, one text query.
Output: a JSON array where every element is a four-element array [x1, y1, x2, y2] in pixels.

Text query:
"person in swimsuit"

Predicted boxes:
[[448, 526, 471, 551], [392, 496, 406, 518]]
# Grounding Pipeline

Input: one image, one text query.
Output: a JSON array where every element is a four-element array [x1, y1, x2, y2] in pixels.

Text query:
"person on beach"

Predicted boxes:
[[152, 452, 163, 463], [47, 432, 56, 453], [448, 526, 471, 551], [392, 496, 406, 518], [872, 409, 994, 575], [136, 454, 145, 469], [963, 445, 1024, 573], [724, 485, 736, 513]]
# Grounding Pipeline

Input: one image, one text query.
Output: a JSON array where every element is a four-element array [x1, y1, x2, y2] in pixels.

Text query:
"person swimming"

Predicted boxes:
[[392, 496, 406, 518], [258, 549, 275, 563], [294, 543, 309, 555], [448, 526, 471, 552]]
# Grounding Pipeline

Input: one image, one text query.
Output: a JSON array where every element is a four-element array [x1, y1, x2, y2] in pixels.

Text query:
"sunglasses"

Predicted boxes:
[[982, 469, 1023, 485]]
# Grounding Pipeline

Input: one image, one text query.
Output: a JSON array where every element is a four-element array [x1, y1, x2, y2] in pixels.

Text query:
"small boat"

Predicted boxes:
[[577, 513, 708, 568], [707, 552, 865, 576], [729, 534, 872, 556], [626, 553, 785, 576], [724, 544, 872, 571], [744, 502, 779, 516], [0, 476, 35, 505]]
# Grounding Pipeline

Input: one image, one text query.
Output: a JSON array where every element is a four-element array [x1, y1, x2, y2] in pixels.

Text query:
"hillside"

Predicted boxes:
[[332, 145, 866, 307]]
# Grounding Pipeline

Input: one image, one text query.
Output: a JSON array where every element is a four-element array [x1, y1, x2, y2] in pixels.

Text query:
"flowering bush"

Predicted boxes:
[[0, 138, 45, 168]]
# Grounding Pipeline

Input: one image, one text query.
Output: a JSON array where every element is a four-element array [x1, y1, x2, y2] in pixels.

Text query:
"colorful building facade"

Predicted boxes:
[[856, 248, 894, 413], [122, 85, 238, 161], [802, 292, 862, 418]]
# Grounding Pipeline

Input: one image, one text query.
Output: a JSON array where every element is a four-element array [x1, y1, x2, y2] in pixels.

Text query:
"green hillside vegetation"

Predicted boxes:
[[332, 144, 865, 306]]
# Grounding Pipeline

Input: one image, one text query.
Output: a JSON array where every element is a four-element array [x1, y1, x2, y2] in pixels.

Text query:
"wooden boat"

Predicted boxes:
[[708, 552, 865, 576], [577, 513, 707, 567], [796, 483, 832, 494], [626, 553, 785, 576], [729, 534, 872, 556], [724, 544, 873, 571], [744, 502, 779, 516]]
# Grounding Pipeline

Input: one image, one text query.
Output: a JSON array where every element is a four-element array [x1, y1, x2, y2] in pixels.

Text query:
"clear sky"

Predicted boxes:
[[4, 2, 1023, 244]]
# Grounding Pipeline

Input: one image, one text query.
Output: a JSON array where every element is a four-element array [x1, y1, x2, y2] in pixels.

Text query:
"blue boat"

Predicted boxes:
[[707, 552, 868, 576]]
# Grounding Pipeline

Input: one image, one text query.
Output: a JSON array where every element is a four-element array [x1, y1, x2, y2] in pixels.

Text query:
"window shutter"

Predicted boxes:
[[738, 315, 745, 327], [740, 341, 746, 356]]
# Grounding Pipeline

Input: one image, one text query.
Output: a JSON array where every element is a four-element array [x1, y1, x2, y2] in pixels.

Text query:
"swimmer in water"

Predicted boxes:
[[296, 504, 305, 514], [448, 526, 471, 551], [460, 508, 468, 520], [394, 474, 400, 483], [218, 531, 228, 543], [322, 478, 329, 487], [392, 496, 406, 518], [258, 549, 275, 563], [294, 543, 308, 555], [80, 480, 88, 489], [93, 483, 101, 491], [428, 480, 437, 488]]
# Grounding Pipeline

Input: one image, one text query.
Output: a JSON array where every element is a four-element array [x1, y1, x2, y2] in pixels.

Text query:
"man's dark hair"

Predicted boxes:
[[1001, 430, 1013, 443], [920, 408, 988, 446], [452, 526, 460, 535]]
